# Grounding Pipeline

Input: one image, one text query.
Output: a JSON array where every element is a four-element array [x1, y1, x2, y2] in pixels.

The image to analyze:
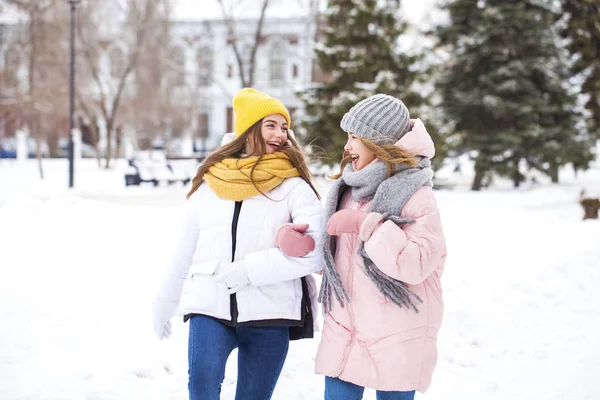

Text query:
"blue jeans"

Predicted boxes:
[[188, 315, 289, 400], [325, 377, 416, 400]]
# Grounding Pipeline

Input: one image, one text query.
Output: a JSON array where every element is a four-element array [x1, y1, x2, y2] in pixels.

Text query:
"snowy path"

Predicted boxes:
[[1, 160, 599, 400]]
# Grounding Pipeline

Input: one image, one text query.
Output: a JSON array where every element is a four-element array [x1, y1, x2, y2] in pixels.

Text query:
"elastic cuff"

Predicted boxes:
[[273, 222, 292, 244], [359, 212, 384, 241], [244, 250, 269, 286]]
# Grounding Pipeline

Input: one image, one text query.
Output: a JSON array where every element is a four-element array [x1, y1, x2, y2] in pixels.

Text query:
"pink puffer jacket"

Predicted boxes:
[[315, 119, 447, 392]]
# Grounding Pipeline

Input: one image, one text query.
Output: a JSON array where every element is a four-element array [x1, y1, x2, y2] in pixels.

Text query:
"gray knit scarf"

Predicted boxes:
[[318, 158, 434, 314]]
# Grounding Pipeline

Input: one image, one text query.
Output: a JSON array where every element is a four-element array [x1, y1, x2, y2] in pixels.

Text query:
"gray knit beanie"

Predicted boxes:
[[340, 94, 411, 145]]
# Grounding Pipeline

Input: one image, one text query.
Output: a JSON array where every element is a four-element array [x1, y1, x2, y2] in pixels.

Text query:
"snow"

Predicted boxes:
[[1, 158, 599, 400]]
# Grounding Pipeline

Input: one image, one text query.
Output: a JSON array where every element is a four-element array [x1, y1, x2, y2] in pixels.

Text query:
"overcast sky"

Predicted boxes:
[[0, 0, 442, 30], [172, 0, 441, 25]]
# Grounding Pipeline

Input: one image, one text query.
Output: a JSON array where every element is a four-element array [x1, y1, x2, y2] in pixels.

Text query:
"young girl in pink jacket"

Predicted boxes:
[[314, 94, 447, 400]]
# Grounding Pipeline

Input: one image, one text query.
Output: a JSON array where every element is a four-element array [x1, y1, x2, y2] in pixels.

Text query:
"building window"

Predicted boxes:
[[227, 64, 233, 78], [171, 46, 186, 87], [2, 47, 20, 88], [4, 47, 20, 68], [197, 113, 209, 139], [196, 46, 212, 87], [270, 42, 286, 87], [271, 60, 285, 86], [226, 107, 233, 133], [292, 64, 298, 78]]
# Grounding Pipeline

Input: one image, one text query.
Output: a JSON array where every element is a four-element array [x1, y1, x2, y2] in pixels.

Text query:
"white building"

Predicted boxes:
[[0, 10, 319, 157], [166, 16, 318, 152]]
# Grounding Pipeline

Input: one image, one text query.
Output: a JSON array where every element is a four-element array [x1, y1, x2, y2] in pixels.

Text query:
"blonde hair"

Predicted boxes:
[[187, 120, 320, 200], [330, 137, 418, 179]]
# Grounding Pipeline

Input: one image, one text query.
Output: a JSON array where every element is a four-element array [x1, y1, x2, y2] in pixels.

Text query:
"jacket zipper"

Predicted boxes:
[[230, 201, 243, 326]]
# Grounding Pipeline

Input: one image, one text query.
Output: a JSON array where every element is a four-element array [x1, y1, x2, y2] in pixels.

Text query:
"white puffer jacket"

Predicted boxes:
[[154, 176, 324, 324]]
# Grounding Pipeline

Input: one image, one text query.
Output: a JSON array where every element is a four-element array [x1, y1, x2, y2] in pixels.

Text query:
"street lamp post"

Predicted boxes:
[[67, 0, 81, 188]]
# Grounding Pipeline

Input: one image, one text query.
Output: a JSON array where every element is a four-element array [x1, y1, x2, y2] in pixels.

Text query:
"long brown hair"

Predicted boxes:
[[330, 137, 418, 180], [187, 119, 320, 200]]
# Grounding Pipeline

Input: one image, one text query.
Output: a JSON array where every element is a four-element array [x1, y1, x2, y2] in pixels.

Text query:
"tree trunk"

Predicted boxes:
[[104, 120, 113, 169], [512, 167, 522, 188], [549, 163, 559, 183], [36, 138, 44, 180], [47, 132, 60, 158], [90, 118, 102, 168], [115, 125, 123, 162], [472, 167, 485, 191], [29, 10, 39, 172], [163, 131, 171, 156], [580, 198, 600, 220], [95, 143, 102, 168]]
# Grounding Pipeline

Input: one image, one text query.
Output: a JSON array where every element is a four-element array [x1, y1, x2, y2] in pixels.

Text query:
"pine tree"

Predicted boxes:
[[299, 0, 422, 165], [435, 0, 593, 190], [560, 0, 600, 139]]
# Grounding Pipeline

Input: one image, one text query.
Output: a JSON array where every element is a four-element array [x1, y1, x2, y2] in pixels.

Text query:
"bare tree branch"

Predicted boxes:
[[103, 0, 156, 166], [77, 25, 110, 123], [217, 0, 247, 86], [75, 0, 160, 168], [3, 0, 65, 175], [109, 0, 152, 130], [248, 0, 269, 87], [217, 0, 270, 88], [4, 0, 55, 13]]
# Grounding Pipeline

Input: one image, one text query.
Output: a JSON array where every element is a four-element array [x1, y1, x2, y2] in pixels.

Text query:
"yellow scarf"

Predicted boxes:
[[204, 153, 301, 201]]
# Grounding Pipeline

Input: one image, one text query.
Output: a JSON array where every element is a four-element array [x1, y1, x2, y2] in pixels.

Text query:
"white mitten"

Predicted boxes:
[[216, 261, 250, 294], [152, 299, 178, 340]]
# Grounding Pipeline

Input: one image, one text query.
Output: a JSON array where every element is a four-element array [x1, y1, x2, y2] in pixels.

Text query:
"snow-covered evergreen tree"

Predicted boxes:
[[299, 0, 422, 165], [435, 0, 593, 189], [560, 0, 600, 139]]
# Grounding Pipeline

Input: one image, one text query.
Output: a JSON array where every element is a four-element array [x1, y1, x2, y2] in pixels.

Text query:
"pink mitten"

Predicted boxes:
[[326, 209, 369, 236], [275, 223, 316, 257], [327, 209, 384, 240]]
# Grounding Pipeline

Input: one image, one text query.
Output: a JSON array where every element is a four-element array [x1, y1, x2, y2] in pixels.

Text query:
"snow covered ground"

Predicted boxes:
[[1, 158, 599, 400]]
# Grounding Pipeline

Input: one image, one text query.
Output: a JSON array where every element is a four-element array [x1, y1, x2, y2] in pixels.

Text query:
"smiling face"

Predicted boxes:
[[244, 113, 289, 155], [344, 132, 376, 171]]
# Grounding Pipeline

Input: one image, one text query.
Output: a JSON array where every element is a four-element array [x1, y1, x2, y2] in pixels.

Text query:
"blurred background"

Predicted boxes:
[[0, 1, 599, 399]]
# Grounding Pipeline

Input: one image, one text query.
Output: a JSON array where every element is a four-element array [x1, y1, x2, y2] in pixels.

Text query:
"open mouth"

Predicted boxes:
[[267, 141, 281, 151], [350, 154, 359, 168]]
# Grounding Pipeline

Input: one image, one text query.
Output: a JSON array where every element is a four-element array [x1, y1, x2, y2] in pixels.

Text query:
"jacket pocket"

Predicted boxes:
[[180, 259, 221, 313], [188, 259, 220, 277]]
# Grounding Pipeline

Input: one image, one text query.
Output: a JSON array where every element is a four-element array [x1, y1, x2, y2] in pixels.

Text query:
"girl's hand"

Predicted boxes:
[[216, 261, 250, 294], [327, 210, 384, 240], [326, 209, 368, 236], [152, 299, 177, 340], [275, 223, 316, 257]]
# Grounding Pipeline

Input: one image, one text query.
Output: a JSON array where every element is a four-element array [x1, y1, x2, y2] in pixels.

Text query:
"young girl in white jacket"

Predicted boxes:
[[152, 88, 323, 400]]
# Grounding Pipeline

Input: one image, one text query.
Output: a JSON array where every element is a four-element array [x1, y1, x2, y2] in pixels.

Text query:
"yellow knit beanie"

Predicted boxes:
[[232, 88, 291, 137]]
